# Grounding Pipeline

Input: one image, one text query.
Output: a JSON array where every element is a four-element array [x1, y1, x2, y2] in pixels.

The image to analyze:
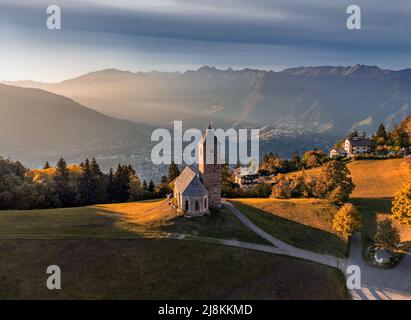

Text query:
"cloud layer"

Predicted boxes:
[[1, 0, 410, 81]]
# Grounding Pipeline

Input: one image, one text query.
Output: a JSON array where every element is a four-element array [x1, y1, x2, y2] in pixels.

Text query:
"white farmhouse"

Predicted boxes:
[[344, 136, 372, 156]]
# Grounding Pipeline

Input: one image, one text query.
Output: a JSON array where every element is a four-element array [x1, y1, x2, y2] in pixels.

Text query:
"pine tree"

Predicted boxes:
[[54, 158, 73, 206], [79, 159, 96, 205], [107, 168, 114, 202], [167, 161, 180, 182], [148, 180, 155, 192], [43, 161, 50, 169], [56, 158, 69, 178], [112, 164, 132, 203], [90, 158, 103, 177], [373, 123, 389, 146], [142, 180, 148, 191]]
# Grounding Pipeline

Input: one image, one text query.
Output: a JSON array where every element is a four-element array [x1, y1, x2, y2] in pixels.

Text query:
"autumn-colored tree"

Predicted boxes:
[[313, 159, 355, 205], [390, 126, 410, 149], [271, 175, 292, 199], [332, 203, 362, 239], [391, 182, 411, 225], [128, 174, 143, 201], [302, 149, 326, 169], [375, 219, 401, 251]]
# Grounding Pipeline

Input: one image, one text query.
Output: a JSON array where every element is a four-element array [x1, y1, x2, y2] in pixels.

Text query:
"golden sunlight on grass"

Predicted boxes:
[[229, 198, 347, 257], [286, 159, 411, 198], [95, 199, 177, 226], [0, 199, 267, 244], [231, 198, 337, 233]]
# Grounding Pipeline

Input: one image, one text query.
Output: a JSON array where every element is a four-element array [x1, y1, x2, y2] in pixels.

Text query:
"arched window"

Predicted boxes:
[[195, 201, 199, 211], [204, 198, 207, 210], [185, 200, 189, 211]]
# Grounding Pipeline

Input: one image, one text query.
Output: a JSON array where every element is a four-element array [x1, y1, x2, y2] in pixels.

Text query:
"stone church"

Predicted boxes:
[[173, 125, 222, 216]]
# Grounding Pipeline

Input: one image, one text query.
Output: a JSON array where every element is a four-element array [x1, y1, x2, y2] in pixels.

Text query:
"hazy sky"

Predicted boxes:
[[1, 0, 411, 81]]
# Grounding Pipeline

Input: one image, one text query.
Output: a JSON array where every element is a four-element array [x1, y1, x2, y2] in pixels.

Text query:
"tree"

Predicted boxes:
[[56, 158, 69, 178], [373, 123, 389, 147], [148, 180, 155, 192], [390, 126, 410, 149], [142, 180, 148, 191], [290, 175, 310, 198], [332, 203, 362, 239], [43, 161, 51, 169], [251, 183, 272, 198], [111, 164, 135, 203], [271, 175, 292, 199], [107, 168, 114, 202], [167, 161, 180, 183], [259, 153, 289, 175], [313, 159, 355, 204], [391, 182, 411, 225], [290, 150, 302, 171], [90, 158, 103, 177], [375, 219, 400, 251], [54, 158, 74, 206], [302, 149, 325, 169], [376, 123, 388, 139], [78, 159, 96, 205]]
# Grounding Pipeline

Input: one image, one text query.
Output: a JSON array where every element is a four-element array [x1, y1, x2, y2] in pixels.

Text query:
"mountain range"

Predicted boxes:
[[5, 65, 411, 137]]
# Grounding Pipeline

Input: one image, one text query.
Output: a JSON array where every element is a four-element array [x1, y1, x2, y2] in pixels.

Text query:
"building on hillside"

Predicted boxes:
[[173, 125, 222, 217], [233, 167, 258, 188], [344, 136, 372, 156], [329, 147, 347, 158], [173, 167, 209, 216]]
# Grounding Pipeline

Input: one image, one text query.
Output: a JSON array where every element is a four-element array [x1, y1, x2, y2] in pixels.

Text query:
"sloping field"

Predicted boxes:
[[229, 198, 347, 258], [286, 159, 411, 198], [0, 199, 266, 244]]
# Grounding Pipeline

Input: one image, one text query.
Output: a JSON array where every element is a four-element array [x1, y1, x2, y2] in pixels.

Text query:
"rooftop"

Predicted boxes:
[[174, 166, 208, 197], [347, 137, 372, 147]]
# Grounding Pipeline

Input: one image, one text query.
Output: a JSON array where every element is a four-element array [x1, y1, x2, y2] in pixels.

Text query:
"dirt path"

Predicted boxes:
[[176, 201, 411, 300], [222, 200, 347, 272]]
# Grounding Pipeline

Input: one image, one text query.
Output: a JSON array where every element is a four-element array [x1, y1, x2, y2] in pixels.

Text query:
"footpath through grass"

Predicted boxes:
[[229, 198, 348, 258]]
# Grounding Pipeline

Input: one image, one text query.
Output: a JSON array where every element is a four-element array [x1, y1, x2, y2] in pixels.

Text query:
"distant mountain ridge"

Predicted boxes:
[[0, 83, 149, 170], [4, 65, 410, 138]]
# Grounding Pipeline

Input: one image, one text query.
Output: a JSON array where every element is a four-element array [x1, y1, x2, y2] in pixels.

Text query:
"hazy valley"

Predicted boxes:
[[2, 65, 411, 179]]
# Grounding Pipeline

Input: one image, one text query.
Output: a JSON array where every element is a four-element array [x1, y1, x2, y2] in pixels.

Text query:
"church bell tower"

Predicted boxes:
[[198, 124, 222, 207]]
